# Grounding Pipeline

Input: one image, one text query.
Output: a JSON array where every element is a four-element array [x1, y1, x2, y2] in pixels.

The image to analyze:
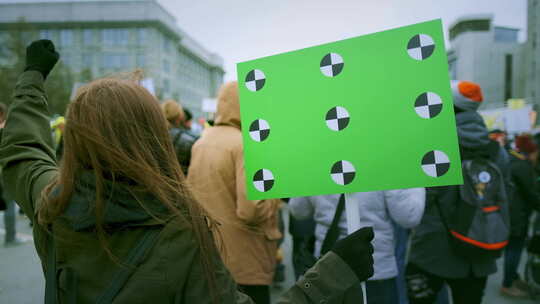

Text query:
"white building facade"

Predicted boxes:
[[447, 15, 526, 110], [526, 0, 540, 109], [0, 0, 225, 117]]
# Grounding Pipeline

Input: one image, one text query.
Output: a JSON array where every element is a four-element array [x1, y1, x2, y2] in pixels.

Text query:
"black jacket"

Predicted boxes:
[[169, 127, 199, 174], [508, 150, 540, 237]]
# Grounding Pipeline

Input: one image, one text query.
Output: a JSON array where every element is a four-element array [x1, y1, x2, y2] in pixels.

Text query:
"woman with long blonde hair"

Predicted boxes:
[[0, 40, 374, 303]]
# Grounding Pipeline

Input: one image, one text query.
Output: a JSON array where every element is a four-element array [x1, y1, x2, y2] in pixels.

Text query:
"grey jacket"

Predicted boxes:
[[409, 110, 510, 278], [290, 189, 425, 280]]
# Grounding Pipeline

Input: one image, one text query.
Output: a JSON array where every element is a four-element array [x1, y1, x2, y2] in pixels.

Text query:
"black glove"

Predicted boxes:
[[331, 226, 374, 282], [24, 39, 60, 79]]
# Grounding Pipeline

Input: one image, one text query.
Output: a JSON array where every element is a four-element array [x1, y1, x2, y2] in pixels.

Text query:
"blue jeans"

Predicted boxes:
[[366, 278, 398, 304], [393, 223, 409, 304], [503, 236, 526, 287], [436, 285, 450, 304]]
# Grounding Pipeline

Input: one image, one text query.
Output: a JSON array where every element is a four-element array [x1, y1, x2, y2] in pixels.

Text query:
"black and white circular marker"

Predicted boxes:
[[249, 119, 270, 142], [407, 34, 435, 61], [245, 69, 266, 92], [326, 106, 350, 131], [320, 53, 344, 77], [253, 169, 274, 192], [330, 160, 356, 185], [421, 150, 450, 178], [478, 171, 491, 183], [414, 92, 443, 119]]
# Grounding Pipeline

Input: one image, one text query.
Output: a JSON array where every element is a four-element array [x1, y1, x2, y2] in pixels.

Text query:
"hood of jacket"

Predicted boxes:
[[58, 171, 169, 231], [456, 111, 490, 149], [214, 81, 241, 129]]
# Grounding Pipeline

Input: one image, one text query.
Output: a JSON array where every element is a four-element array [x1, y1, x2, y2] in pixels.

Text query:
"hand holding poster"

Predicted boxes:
[[237, 19, 460, 302]]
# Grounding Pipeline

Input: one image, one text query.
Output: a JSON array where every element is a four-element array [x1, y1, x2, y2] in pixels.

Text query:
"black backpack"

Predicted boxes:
[[436, 157, 510, 261], [170, 127, 199, 174]]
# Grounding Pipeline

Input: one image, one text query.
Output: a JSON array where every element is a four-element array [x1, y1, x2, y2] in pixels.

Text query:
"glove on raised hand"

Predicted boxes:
[[24, 39, 60, 79], [331, 226, 375, 282]]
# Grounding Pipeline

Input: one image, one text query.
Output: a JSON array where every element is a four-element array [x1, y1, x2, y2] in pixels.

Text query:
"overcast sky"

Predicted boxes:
[[157, 0, 527, 81]]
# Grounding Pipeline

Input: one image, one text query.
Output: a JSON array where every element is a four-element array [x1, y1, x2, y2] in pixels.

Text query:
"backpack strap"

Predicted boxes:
[[45, 227, 161, 304], [320, 194, 346, 255], [433, 192, 451, 233], [96, 228, 161, 304], [171, 129, 184, 157], [427, 187, 453, 237]]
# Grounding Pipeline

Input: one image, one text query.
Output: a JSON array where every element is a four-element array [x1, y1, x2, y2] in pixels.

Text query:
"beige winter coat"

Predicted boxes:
[[188, 82, 282, 286]]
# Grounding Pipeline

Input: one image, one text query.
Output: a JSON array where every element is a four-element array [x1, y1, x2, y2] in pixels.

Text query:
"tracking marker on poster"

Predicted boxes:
[[238, 19, 462, 303]]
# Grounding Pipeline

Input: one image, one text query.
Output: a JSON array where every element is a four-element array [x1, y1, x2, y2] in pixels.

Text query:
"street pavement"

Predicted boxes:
[[0, 207, 536, 304]]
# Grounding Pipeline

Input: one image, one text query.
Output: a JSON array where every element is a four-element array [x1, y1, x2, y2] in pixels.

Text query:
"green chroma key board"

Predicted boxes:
[[237, 19, 463, 200]]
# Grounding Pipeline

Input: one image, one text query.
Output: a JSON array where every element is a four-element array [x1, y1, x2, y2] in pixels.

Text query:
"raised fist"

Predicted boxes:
[[331, 226, 375, 282], [24, 39, 60, 79]]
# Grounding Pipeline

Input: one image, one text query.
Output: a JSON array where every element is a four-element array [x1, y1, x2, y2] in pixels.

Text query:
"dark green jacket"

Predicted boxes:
[[0, 71, 360, 304]]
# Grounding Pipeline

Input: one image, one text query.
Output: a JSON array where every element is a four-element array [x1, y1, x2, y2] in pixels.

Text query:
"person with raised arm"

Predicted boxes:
[[0, 39, 375, 304]]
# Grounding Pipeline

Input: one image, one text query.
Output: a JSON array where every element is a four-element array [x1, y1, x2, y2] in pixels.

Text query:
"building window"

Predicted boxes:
[[163, 59, 170, 73], [60, 30, 73, 46], [83, 29, 93, 45], [119, 54, 129, 68], [62, 54, 72, 66], [137, 28, 147, 45], [102, 53, 129, 69], [163, 37, 171, 52], [82, 54, 92, 67], [137, 54, 145, 67], [0, 31, 8, 44], [494, 27, 518, 43], [102, 29, 129, 46], [163, 79, 170, 93], [0, 34, 8, 61], [505, 54, 513, 100], [117, 29, 129, 45], [21, 31, 34, 45], [39, 30, 52, 40], [102, 29, 114, 45]]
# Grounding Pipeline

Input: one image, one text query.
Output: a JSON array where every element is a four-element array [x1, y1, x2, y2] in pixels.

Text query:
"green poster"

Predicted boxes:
[[237, 19, 463, 200]]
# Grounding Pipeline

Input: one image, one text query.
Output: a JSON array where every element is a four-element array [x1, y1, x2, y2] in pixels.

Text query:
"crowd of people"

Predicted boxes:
[[1, 39, 540, 304]]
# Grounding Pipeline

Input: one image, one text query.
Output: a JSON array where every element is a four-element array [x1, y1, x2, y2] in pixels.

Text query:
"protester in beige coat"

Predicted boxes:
[[188, 81, 281, 304]]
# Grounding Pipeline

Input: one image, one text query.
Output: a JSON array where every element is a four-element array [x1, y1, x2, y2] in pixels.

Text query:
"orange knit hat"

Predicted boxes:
[[451, 80, 484, 111]]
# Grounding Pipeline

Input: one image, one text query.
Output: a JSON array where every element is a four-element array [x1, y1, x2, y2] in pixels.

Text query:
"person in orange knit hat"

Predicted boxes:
[[407, 80, 512, 304], [451, 80, 483, 112]]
